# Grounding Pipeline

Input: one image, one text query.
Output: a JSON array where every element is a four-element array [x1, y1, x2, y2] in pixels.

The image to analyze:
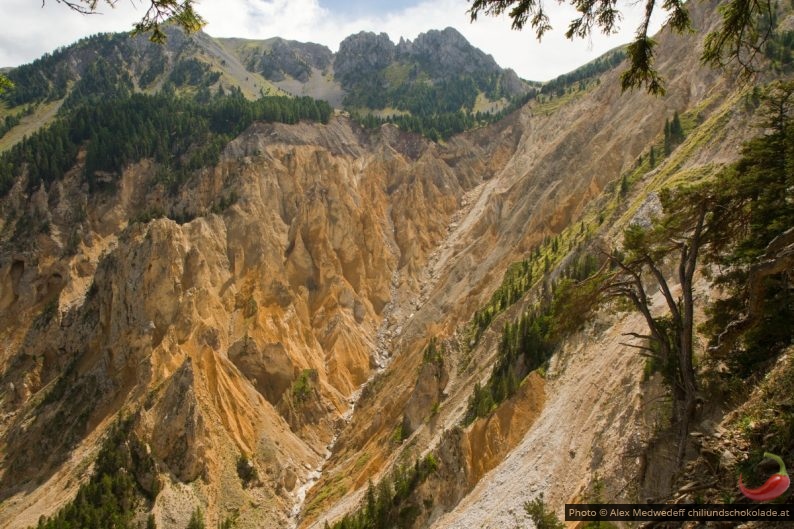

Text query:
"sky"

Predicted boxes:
[[0, 0, 667, 82]]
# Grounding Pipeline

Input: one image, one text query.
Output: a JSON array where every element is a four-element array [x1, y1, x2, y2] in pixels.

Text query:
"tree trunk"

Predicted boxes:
[[673, 205, 706, 466]]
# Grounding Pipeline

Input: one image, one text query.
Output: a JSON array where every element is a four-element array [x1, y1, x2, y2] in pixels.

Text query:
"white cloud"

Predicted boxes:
[[0, 0, 145, 65], [1, 0, 667, 81]]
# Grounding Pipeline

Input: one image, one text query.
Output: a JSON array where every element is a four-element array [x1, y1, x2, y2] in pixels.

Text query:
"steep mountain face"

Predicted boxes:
[[333, 28, 526, 111], [334, 27, 516, 89], [334, 32, 397, 85], [1, 1, 792, 528], [399, 27, 510, 79]]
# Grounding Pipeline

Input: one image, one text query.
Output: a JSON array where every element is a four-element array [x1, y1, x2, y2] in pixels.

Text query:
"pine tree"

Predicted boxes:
[[525, 493, 565, 529], [365, 479, 376, 521], [671, 111, 684, 143], [704, 81, 794, 369]]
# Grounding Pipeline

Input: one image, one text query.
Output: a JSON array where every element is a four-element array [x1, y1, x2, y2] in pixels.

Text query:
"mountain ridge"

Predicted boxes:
[[0, 25, 528, 114]]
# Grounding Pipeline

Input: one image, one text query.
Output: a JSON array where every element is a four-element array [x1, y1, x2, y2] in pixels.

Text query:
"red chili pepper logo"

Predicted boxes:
[[738, 452, 790, 501]]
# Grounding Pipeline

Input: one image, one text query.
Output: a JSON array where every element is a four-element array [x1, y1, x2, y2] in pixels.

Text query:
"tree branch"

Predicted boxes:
[[646, 257, 681, 322], [622, 332, 660, 342]]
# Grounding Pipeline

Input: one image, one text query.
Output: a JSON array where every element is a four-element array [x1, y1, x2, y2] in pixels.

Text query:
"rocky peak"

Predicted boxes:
[[398, 27, 500, 77], [333, 31, 396, 87]]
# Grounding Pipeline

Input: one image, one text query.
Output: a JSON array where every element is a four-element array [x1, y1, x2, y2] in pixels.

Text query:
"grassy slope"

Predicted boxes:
[[0, 100, 62, 152]]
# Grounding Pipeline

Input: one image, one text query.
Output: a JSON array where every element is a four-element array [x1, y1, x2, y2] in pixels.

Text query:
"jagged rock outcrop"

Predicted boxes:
[[401, 356, 448, 435], [332, 28, 528, 105], [333, 32, 397, 88], [149, 360, 209, 483], [397, 27, 500, 77]]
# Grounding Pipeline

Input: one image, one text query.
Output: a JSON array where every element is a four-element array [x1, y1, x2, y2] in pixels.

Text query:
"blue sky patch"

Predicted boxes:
[[319, 0, 422, 17]]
